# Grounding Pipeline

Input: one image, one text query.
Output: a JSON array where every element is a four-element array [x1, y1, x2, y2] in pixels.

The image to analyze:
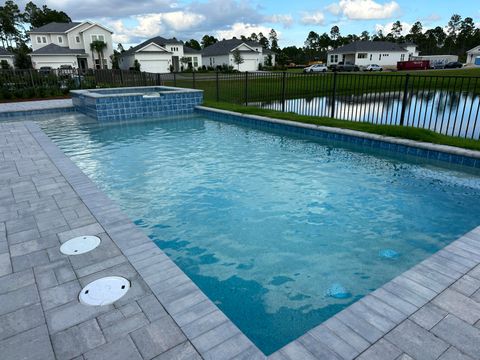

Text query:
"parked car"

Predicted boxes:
[[39, 66, 52, 75], [335, 62, 360, 72], [444, 61, 463, 69], [397, 60, 430, 71], [365, 64, 383, 72], [303, 64, 328, 73]]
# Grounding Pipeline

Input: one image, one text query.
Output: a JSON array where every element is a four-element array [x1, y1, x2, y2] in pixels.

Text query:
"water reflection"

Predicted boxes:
[[253, 90, 480, 139]]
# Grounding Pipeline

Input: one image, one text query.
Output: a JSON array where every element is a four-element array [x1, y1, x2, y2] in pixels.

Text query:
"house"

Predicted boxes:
[[28, 21, 114, 70], [0, 48, 15, 68], [202, 39, 276, 72], [466, 46, 480, 65], [119, 36, 202, 73], [327, 41, 419, 68]]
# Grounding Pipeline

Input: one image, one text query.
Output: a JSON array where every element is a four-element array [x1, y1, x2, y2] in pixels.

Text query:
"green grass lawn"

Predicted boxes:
[[203, 100, 480, 151]]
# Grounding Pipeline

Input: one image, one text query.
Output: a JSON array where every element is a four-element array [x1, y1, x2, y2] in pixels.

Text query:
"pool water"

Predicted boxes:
[[39, 113, 480, 354]]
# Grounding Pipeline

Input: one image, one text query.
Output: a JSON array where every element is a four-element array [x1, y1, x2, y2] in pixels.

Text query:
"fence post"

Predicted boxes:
[[192, 71, 196, 89], [156, 73, 161, 86], [119, 70, 124, 85], [245, 72, 248, 106], [215, 71, 219, 102], [77, 68, 82, 89], [173, 72, 177, 87], [29, 69, 35, 89], [400, 74, 410, 126], [331, 71, 337, 118], [281, 71, 286, 112]]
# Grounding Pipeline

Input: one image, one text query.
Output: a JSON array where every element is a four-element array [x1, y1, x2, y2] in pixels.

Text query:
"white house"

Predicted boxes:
[[327, 41, 419, 68], [0, 48, 15, 68], [467, 45, 480, 66], [28, 21, 114, 70], [202, 39, 276, 72], [119, 36, 202, 73]]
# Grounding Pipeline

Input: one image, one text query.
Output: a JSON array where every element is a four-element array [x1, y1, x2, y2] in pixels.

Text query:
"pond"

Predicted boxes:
[[252, 90, 480, 139]]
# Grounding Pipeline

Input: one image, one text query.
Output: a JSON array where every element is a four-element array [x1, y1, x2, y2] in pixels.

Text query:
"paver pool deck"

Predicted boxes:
[[1, 107, 480, 359]]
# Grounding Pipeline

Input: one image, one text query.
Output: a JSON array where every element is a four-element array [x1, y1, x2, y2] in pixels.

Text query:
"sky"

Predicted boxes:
[[17, 0, 480, 48]]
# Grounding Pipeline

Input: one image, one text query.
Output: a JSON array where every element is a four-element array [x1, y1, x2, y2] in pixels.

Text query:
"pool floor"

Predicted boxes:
[[39, 112, 480, 354]]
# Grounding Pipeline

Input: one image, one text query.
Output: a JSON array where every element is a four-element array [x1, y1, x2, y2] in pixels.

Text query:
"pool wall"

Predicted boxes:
[[71, 86, 203, 122], [196, 106, 480, 169]]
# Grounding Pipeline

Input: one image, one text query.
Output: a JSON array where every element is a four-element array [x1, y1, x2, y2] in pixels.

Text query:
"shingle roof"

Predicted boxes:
[[31, 44, 85, 55], [183, 46, 201, 54], [0, 48, 14, 56], [123, 36, 183, 55], [202, 39, 262, 56], [29, 22, 82, 33], [329, 41, 409, 54]]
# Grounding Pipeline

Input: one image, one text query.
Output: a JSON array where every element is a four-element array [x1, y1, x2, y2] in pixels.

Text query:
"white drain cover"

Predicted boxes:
[[60, 236, 101, 255], [79, 276, 130, 306]]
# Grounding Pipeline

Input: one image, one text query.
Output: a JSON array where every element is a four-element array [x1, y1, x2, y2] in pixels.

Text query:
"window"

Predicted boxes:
[[75, 36, 81, 43], [370, 54, 372, 60], [357, 53, 367, 59], [330, 54, 338, 63], [92, 35, 105, 42], [193, 57, 198, 67], [58, 36, 63, 44], [379, 54, 381, 61], [400, 54, 405, 61], [36, 36, 41, 43]]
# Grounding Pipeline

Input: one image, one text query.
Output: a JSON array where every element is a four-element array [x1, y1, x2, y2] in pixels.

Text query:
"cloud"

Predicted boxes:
[[265, 14, 294, 28], [375, 21, 412, 35], [300, 12, 326, 25], [215, 22, 278, 40], [327, 0, 400, 20]]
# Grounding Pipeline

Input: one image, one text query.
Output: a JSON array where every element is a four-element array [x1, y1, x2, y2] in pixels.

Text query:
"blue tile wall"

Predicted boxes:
[[72, 89, 203, 122], [196, 108, 480, 169]]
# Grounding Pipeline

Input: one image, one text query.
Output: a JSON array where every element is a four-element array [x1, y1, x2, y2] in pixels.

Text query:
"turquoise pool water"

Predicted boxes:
[[39, 113, 480, 354]]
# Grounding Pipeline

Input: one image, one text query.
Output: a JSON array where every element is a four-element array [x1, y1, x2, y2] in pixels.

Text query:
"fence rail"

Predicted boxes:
[[1, 68, 480, 139]]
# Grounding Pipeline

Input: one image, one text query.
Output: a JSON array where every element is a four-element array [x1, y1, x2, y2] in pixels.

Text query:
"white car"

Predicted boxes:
[[303, 64, 328, 73], [365, 64, 383, 72]]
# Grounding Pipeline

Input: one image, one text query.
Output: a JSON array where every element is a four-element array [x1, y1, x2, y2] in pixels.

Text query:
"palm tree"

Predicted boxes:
[[90, 40, 107, 69]]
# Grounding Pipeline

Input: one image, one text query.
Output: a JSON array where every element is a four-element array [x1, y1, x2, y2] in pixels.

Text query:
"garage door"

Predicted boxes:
[[240, 59, 257, 72], [140, 60, 169, 73]]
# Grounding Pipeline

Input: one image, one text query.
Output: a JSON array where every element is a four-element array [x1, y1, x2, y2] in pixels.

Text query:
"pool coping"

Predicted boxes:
[[10, 111, 480, 359], [71, 85, 202, 99], [196, 106, 480, 163]]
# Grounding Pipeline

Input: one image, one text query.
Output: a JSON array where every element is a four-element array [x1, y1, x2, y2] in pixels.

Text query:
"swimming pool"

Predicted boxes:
[[39, 112, 480, 354]]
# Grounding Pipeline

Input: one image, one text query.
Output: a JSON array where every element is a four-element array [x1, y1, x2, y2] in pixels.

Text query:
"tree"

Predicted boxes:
[[249, 33, 258, 42], [117, 43, 125, 53], [269, 29, 279, 52], [180, 56, 190, 70], [258, 32, 269, 49], [391, 21, 403, 40], [232, 49, 244, 70], [90, 40, 107, 69], [0, 0, 23, 47], [24, 2, 71, 28], [360, 31, 370, 41], [447, 14, 462, 37], [330, 26, 340, 47], [201, 35, 218, 48], [185, 39, 201, 50], [133, 59, 140, 71], [13, 43, 32, 69]]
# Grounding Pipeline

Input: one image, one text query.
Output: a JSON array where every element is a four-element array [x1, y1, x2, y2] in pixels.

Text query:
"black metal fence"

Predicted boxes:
[[1, 68, 480, 139]]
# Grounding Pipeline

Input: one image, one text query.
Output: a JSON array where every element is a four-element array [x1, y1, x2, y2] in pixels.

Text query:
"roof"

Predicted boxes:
[[31, 44, 85, 55], [29, 22, 82, 33], [0, 48, 14, 56], [183, 46, 201, 54], [123, 36, 183, 55], [202, 39, 262, 56], [467, 45, 480, 53], [329, 41, 409, 54]]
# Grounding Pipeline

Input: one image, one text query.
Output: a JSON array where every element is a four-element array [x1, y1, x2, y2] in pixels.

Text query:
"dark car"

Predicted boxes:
[[444, 61, 463, 69], [335, 62, 360, 72]]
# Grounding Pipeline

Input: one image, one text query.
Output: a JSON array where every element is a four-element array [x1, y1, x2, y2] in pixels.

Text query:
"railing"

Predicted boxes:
[[1, 69, 480, 139]]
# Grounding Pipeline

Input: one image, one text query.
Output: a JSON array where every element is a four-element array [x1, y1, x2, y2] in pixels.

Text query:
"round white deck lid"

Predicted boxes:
[[60, 236, 101, 255], [79, 276, 130, 306]]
